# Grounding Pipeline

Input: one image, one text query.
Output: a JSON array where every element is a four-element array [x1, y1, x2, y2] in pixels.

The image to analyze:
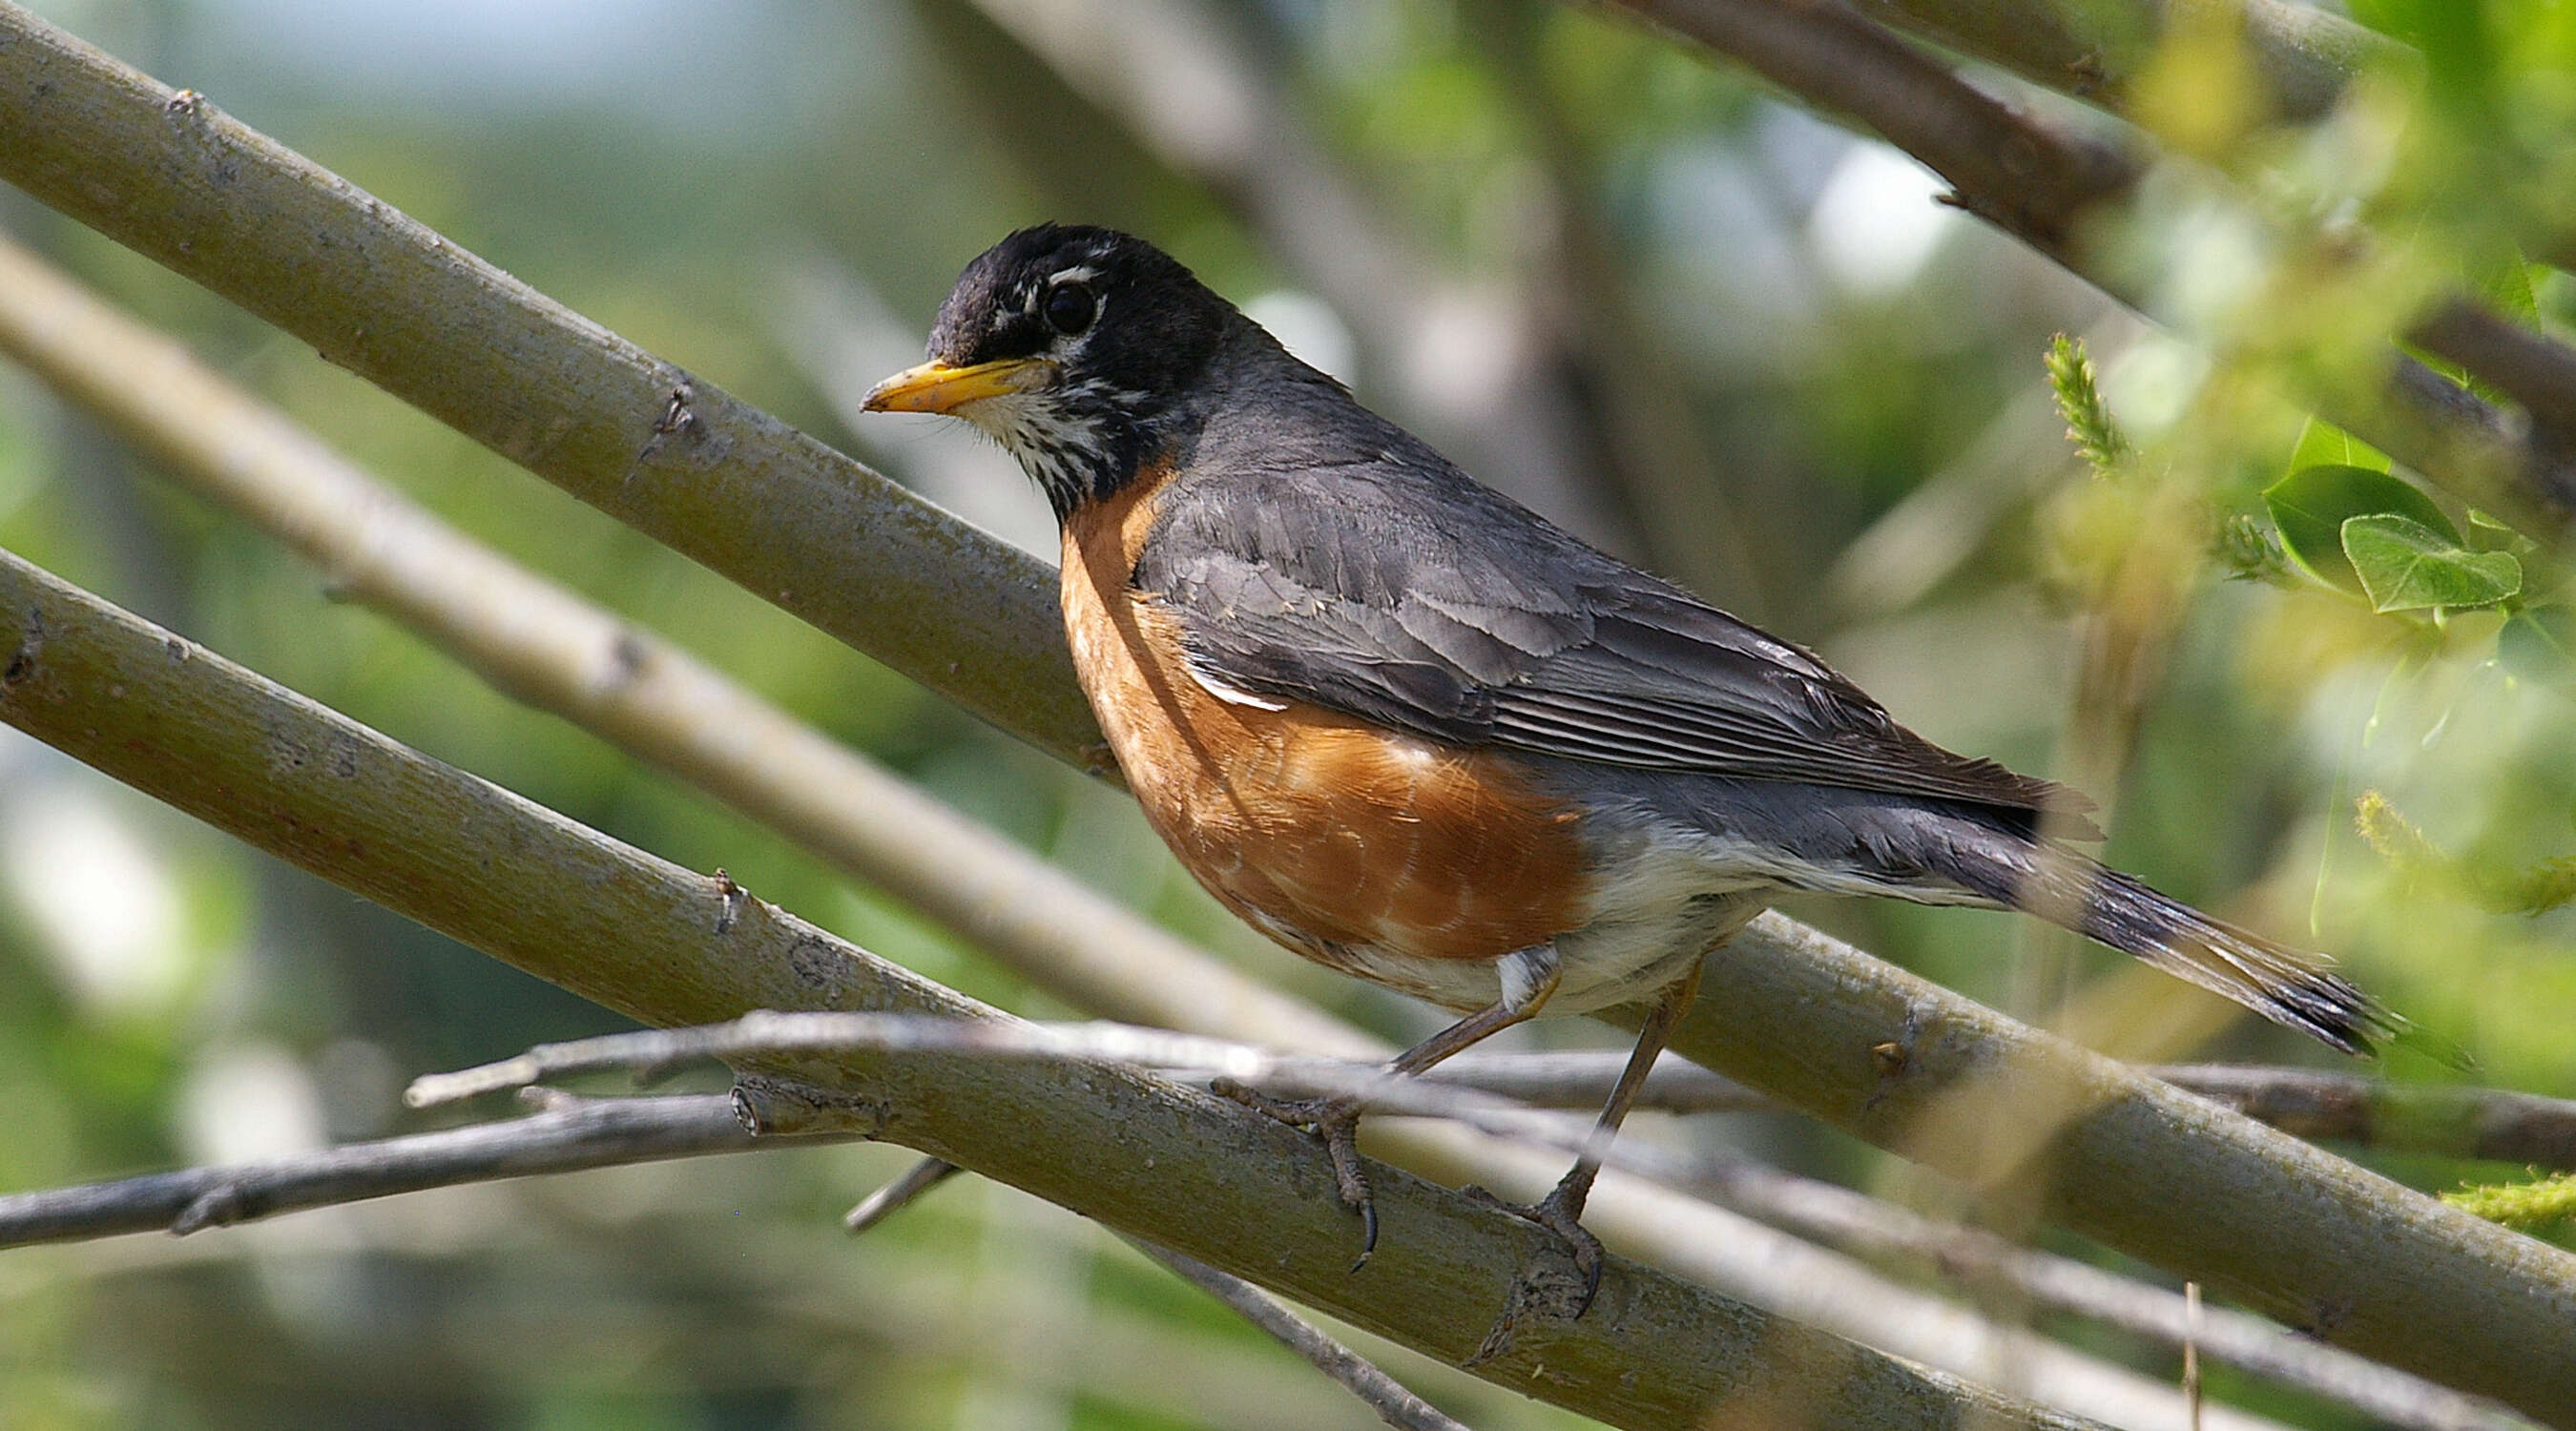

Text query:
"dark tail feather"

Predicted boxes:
[[2076, 867, 2403, 1054], [1942, 840, 2408, 1055]]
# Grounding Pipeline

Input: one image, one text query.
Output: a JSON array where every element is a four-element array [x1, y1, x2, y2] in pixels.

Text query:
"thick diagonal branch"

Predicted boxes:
[[1850, 0, 2399, 123]]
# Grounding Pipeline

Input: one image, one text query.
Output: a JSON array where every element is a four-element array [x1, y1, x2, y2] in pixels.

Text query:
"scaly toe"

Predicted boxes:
[[1526, 1191, 1606, 1313], [1212, 1081, 1378, 1269], [1461, 1184, 1607, 1320]]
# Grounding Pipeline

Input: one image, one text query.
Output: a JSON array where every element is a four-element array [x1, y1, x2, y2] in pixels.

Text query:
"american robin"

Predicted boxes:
[[863, 223, 2402, 1299]]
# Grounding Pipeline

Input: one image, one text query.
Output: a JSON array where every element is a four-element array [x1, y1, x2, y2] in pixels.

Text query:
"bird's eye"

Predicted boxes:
[[1043, 280, 1097, 336]]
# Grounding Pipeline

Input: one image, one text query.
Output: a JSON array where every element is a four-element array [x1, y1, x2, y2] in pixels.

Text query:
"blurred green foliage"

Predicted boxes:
[[2446, 1169, 2576, 1231], [0, 0, 2571, 1427]]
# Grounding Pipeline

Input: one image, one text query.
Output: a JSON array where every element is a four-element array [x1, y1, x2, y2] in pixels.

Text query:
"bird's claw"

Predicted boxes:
[[1214, 1080, 1378, 1270]]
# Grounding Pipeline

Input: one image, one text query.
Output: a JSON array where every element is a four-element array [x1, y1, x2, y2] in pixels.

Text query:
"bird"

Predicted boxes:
[[863, 222, 2405, 1305]]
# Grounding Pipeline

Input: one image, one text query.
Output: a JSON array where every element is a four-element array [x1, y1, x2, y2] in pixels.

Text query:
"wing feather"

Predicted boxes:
[[1136, 419, 2093, 831]]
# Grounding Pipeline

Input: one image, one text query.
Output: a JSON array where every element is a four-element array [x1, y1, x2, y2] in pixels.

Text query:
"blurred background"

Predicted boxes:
[[1, 0, 2570, 1426]]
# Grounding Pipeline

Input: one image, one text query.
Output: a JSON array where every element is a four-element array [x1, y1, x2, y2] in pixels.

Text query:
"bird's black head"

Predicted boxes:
[[863, 224, 1243, 518]]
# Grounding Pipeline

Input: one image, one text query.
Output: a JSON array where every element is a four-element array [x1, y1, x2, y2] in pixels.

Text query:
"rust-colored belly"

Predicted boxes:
[[1059, 469, 1590, 973]]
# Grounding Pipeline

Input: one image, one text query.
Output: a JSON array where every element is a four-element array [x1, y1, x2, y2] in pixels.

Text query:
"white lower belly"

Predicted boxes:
[[1319, 832, 1774, 1014]]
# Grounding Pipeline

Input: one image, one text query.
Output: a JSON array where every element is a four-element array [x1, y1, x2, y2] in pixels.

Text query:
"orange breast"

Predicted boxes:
[[1059, 463, 1592, 973]]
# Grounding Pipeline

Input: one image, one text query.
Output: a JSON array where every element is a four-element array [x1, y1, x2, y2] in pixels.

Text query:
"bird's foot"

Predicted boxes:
[[1458, 1179, 1606, 1368], [1213, 1081, 1377, 1269]]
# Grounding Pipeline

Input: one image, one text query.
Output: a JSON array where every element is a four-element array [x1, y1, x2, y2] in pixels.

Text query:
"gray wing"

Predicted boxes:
[[1137, 437, 2092, 830]]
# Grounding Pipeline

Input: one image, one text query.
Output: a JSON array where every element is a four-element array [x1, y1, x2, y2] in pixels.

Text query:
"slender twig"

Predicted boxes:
[[1, 10, 2569, 1417], [1426, 1050, 1765, 1112], [1438, 1053, 2576, 1173], [402, 1012, 1698, 1120], [0, 240, 2271, 1429], [843, 1155, 964, 1234], [405, 1012, 1316, 1110], [2157, 1064, 2576, 1172], [1588, 0, 2576, 515], [1123, 1237, 1474, 1431], [0, 1094, 809, 1249], [2186, 1281, 2206, 1431]]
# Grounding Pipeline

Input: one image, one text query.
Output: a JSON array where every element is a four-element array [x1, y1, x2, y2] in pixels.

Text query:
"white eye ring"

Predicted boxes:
[[1042, 278, 1098, 336]]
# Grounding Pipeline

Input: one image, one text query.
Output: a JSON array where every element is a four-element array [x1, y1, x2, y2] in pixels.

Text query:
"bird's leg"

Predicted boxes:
[[1474, 959, 1705, 1311], [1220, 944, 1562, 1270]]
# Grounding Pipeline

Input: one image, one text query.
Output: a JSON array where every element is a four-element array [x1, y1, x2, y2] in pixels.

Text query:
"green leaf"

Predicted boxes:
[[2476, 250, 2541, 328], [2400, 340, 2477, 395], [2263, 465, 2458, 591], [2285, 417, 2390, 476], [2465, 507, 2539, 554], [2340, 514, 2521, 612], [2499, 606, 2575, 684]]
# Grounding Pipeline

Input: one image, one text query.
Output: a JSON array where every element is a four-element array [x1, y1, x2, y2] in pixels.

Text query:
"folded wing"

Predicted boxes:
[[1136, 439, 2094, 834]]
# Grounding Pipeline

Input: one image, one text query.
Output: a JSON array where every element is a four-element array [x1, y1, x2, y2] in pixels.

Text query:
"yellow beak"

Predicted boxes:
[[861, 356, 1049, 414]]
